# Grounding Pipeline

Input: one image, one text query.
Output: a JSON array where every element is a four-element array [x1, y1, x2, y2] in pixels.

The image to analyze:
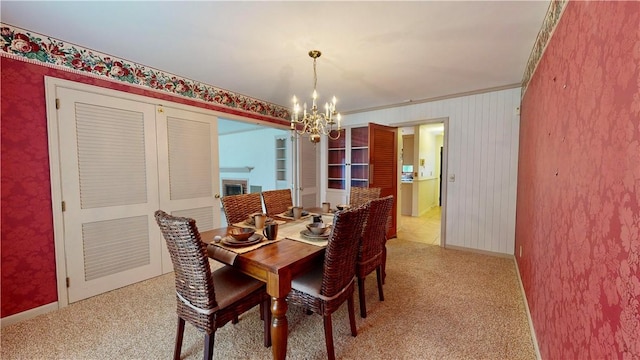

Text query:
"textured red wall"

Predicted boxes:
[[516, 1, 639, 358], [0, 57, 283, 317]]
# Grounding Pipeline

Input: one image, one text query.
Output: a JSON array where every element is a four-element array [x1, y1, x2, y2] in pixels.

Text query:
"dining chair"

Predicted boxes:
[[286, 204, 370, 360], [349, 186, 381, 207], [261, 189, 293, 217], [356, 195, 394, 318], [220, 192, 263, 225], [154, 210, 271, 360]]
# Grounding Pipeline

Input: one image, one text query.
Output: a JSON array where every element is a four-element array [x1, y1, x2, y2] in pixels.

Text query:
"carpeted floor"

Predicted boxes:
[[1, 238, 536, 359]]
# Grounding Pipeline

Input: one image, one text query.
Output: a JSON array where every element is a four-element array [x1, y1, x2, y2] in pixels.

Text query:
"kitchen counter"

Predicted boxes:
[[401, 182, 412, 215]]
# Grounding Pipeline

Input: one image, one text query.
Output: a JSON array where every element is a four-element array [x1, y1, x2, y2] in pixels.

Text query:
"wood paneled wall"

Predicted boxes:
[[343, 88, 521, 255]]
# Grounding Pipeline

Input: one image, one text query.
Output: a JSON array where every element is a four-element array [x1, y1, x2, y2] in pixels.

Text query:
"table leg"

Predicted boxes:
[[271, 295, 288, 360]]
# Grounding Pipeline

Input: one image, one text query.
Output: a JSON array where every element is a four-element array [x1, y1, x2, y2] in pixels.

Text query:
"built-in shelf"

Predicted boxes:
[[276, 137, 287, 182], [327, 127, 370, 191]]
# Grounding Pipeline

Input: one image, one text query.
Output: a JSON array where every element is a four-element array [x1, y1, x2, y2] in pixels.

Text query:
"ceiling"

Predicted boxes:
[[1, 1, 549, 116]]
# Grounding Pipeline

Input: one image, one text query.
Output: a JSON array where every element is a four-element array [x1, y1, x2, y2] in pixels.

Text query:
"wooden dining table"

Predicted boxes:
[[200, 211, 328, 360]]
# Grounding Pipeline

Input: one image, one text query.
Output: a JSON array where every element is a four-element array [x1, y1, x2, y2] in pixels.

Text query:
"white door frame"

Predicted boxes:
[[390, 117, 449, 247]]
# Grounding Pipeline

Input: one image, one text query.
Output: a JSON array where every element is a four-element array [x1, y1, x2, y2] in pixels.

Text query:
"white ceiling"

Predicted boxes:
[[1, 1, 549, 115]]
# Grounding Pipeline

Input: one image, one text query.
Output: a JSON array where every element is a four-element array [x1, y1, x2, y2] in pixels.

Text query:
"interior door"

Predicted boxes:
[[368, 123, 398, 238], [297, 135, 319, 208], [156, 106, 220, 273], [57, 88, 162, 303]]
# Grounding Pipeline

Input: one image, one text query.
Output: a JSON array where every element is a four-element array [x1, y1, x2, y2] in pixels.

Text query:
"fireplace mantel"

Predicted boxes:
[[220, 166, 254, 173]]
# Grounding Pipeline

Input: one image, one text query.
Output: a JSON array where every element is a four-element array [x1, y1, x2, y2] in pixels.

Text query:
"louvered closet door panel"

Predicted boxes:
[[156, 106, 220, 273], [167, 117, 212, 199], [57, 88, 161, 304], [172, 207, 214, 232], [76, 104, 148, 208], [82, 216, 149, 281]]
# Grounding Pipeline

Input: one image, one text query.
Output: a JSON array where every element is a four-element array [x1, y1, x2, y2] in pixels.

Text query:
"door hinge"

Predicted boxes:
[[61, 201, 66, 212], [55, 98, 60, 109], [66, 277, 70, 288]]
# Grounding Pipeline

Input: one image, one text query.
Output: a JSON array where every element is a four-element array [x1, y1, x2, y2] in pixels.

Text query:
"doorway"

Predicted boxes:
[[216, 119, 292, 227], [395, 119, 447, 246]]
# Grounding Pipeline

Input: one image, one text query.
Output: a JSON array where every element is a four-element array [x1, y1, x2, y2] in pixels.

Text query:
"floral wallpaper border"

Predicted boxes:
[[521, 0, 568, 96], [0, 23, 290, 121]]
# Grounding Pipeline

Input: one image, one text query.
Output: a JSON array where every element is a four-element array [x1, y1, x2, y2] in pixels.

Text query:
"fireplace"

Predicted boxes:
[[222, 179, 248, 196]]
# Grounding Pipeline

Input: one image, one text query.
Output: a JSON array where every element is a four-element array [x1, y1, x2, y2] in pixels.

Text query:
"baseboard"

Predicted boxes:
[[1, 302, 58, 328], [514, 258, 542, 360], [445, 244, 513, 259]]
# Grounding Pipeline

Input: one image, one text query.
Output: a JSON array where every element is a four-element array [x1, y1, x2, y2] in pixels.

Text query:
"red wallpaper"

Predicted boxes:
[[0, 56, 285, 317], [516, 1, 639, 359]]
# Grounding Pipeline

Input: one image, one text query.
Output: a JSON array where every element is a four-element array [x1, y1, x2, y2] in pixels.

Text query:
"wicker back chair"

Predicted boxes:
[[220, 192, 263, 225], [356, 195, 394, 318], [154, 210, 271, 360], [287, 204, 370, 360], [349, 186, 381, 207], [261, 189, 293, 216]]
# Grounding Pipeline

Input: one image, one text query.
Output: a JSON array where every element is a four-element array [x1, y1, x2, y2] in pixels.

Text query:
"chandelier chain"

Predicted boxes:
[[313, 58, 318, 96]]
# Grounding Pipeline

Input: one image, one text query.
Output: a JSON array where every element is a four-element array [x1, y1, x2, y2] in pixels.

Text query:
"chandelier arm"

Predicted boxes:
[[328, 129, 341, 140]]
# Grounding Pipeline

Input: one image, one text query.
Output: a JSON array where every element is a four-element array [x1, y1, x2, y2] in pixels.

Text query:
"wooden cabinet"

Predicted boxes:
[[349, 127, 370, 188], [326, 127, 370, 203], [325, 123, 398, 238], [327, 129, 347, 190]]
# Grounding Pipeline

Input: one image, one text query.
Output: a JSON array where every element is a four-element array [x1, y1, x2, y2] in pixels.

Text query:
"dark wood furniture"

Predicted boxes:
[[286, 204, 370, 360], [220, 192, 263, 225], [326, 123, 398, 239], [201, 227, 326, 360], [261, 189, 294, 217], [154, 210, 271, 360], [356, 195, 394, 318]]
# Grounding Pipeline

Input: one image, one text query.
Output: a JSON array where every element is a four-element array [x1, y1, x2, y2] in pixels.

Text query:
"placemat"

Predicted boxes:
[[207, 244, 238, 265], [207, 237, 280, 265], [232, 219, 286, 230], [277, 221, 329, 247]]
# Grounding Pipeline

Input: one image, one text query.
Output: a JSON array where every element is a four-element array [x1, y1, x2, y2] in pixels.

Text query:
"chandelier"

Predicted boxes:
[[290, 50, 342, 143]]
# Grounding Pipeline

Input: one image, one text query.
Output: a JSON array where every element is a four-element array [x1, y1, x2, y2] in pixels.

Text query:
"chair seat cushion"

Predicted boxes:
[[291, 264, 323, 297], [213, 265, 265, 309]]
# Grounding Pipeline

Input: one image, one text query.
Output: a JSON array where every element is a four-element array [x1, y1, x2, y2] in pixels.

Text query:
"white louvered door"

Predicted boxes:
[[298, 136, 319, 208], [57, 88, 162, 303], [156, 106, 220, 273]]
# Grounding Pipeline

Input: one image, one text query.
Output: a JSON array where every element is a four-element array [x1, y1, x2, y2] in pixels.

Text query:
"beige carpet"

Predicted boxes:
[[1, 239, 535, 359]]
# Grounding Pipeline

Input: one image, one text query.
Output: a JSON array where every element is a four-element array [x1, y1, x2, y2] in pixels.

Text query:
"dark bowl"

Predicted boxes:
[[336, 204, 351, 211], [306, 222, 329, 235], [228, 227, 255, 241]]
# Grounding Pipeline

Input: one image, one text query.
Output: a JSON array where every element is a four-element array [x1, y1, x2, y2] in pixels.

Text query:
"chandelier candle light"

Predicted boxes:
[[291, 50, 342, 143]]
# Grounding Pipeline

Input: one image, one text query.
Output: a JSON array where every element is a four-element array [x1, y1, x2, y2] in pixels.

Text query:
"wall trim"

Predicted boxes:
[[520, 0, 568, 97], [1, 302, 58, 328], [514, 258, 542, 360]]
